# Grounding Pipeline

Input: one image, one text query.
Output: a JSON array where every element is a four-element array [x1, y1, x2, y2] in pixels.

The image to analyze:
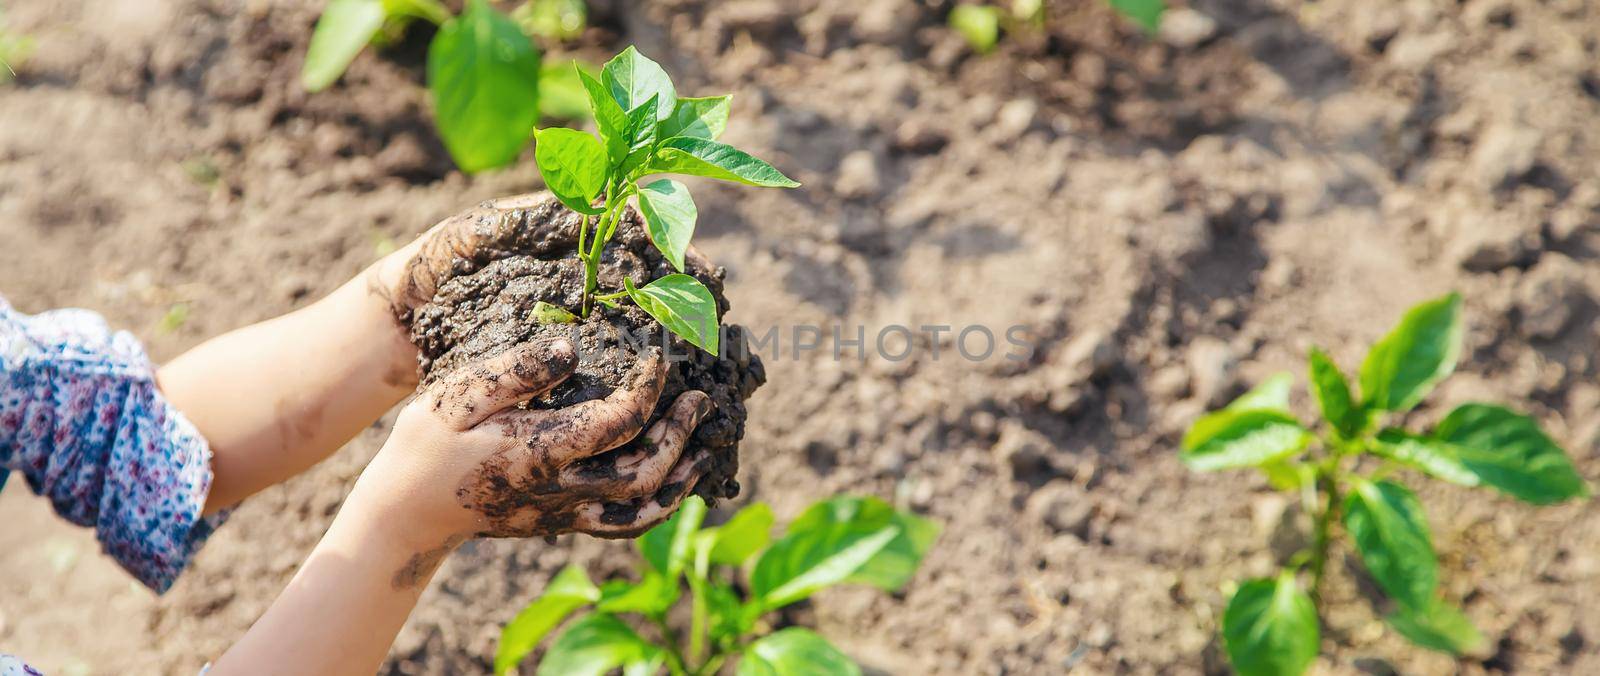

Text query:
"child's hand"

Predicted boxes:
[[358, 337, 714, 544], [368, 194, 553, 325]]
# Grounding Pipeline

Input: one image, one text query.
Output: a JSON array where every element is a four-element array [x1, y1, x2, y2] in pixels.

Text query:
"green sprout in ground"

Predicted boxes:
[[494, 495, 938, 676], [531, 46, 798, 354], [302, 0, 594, 171], [1182, 292, 1589, 676], [0, 6, 34, 85], [949, 0, 1165, 54]]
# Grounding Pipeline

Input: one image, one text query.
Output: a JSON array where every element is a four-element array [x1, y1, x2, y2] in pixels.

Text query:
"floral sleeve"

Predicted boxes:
[[0, 295, 228, 593]]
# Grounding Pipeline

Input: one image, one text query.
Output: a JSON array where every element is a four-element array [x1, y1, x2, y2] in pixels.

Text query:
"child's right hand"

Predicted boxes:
[[356, 336, 713, 545]]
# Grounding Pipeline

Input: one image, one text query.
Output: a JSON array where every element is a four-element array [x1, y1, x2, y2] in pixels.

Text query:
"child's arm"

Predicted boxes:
[[208, 340, 713, 675], [157, 271, 416, 514], [159, 193, 555, 514]]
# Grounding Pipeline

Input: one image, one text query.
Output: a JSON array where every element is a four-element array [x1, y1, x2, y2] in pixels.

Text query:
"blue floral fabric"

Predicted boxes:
[[0, 294, 226, 594]]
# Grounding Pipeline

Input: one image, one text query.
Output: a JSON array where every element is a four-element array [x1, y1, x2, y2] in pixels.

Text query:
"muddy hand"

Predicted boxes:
[[368, 193, 559, 324], [369, 338, 714, 542]]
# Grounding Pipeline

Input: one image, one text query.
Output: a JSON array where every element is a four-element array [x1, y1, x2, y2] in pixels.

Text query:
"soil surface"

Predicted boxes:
[[3, 0, 1600, 674], [407, 195, 764, 503]]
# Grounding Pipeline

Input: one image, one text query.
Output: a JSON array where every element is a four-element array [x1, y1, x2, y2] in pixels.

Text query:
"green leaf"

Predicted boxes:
[[382, 0, 452, 24], [536, 613, 664, 676], [625, 274, 721, 356], [1226, 372, 1294, 413], [578, 68, 629, 164], [1433, 403, 1589, 504], [750, 496, 937, 609], [1108, 0, 1166, 34], [1374, 430, 1480, 487], [1359, 293, 1463, 413], [531, 300, 578, 324], [704, 502, 775, 566], [637, 179, 697, 272], [538, 60, 594, 120], [533, 127, 608, 215], [617, 95, 662, 176], [651, 137, 801, 188], [427, 0, 544, 172], [1259, 460, 1314, 491], [736, 628, 861, 676], [948, 5, 1001, 54], [495, 566, 600, 676], [1343, 478, 1438, 610], [594, 570, 678, 616], [1181, 408, 1311, 471], [1221, 572, 1319, 676], [659, 96, 731, 140], [1308, 347, 1363, 437], [704, 581, 753, 643], [1385, 599, 1485, 655], [638, 494, 709, 578], [302, 0, 386, 93], [601, 46, 676, 122], [513, 0, 586, 41]]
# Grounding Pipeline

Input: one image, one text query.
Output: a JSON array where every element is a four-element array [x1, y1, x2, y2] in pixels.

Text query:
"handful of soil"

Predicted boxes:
[[406, 195, 765, 502]]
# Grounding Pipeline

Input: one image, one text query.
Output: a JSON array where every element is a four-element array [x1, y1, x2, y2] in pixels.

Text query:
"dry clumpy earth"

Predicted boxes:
[[1, 0, 1599, 674], [407, 196, 763, 504]]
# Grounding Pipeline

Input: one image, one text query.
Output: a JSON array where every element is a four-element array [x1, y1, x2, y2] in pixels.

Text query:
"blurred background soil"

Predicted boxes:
[[3, 0, 1600, 673]]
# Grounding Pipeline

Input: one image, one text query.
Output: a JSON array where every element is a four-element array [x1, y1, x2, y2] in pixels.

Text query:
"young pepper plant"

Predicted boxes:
[[530, 46, 799, 355], [494, 495, 939, 676], [301, 0, 591, 172], [1182, 292, 1589, 675]]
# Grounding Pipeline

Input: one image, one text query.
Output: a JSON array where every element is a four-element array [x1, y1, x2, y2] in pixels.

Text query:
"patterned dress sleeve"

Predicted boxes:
[[1, 654, 46, 676], [0, 295, 228, 593]]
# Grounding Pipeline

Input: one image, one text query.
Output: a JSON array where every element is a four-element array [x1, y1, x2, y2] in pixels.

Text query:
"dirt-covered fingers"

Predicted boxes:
[[504, 351, 667, 462], [565, 391, 712, 498], [572, 452, 711, 538], [423, 340, 577, 430]]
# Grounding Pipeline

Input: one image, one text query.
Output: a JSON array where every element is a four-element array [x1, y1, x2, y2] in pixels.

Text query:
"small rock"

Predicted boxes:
[[1386, 31, 1456, 71], [1061, 329, 1118, 378], [375, 134, 434, 178], [1471, 123, 1542, 191], [892, 118, 948, 154], [1452, 206, 1542, 272], [834, 150, 881, 200], [717, 0, 790, 36], [1158, 8, 1217, 49], [1517, 255, 1588, 339], [1103, 175, 1177, 219], [1027, 483, 1094, 541], [993, 98, 1040, 141], [992, 420, 1058, 481], [1149, 364, 1191, 400], [853, 0, 913, 44], [1186, 337, 1236, 407]]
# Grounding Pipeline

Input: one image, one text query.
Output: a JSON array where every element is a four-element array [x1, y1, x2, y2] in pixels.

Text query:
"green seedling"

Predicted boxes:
[[533, 46, 798, 355], [0, 7, 34, 84], [949, 0, 1164, 53], [301, 0, 592, 172], [1182, 292, 1589, 675], [495, 495, 938, 676]]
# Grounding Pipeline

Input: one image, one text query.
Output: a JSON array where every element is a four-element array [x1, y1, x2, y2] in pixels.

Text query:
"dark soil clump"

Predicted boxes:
[[406, 195, 765, 503]]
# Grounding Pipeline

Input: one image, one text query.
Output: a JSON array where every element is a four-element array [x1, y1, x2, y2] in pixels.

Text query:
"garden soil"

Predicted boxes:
[[3, 0, 1600, 674]]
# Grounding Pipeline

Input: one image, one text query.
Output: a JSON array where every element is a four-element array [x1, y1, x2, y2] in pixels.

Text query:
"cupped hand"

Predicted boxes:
[[362, 337, 714, 543]]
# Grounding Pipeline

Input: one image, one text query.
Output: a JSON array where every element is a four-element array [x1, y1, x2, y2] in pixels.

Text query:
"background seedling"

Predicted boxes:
[[1182, 292, 1589, 675], [495, 495, 938, 676], [0, 6, 33, 84], [535, 46, 799, 355], [301, 0, 593, 172], [949, 0, 1165, 53]]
